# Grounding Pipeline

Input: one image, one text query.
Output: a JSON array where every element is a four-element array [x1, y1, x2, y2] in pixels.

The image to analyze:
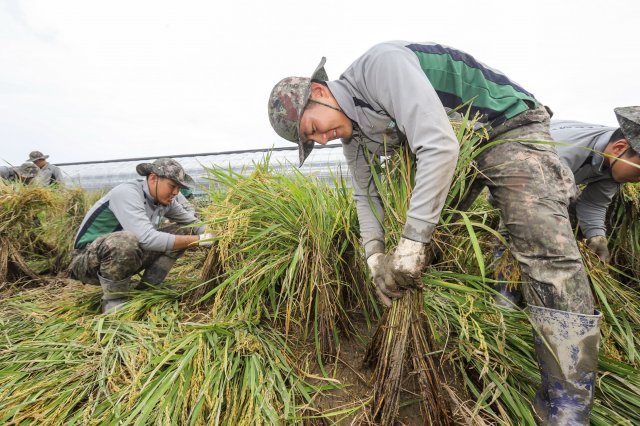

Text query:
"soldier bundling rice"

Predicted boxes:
[[267, 40, 601, 424], [68, 158, 213, 313]]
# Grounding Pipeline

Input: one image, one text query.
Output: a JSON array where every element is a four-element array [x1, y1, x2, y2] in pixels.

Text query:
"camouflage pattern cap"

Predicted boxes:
[[26, 150, 49, 162], [267, 57, 328, 166], [136, 158, 193, 189], [183, 173, 195, 188], [14, 162, 39, 178], [614, 106, 640, 152]]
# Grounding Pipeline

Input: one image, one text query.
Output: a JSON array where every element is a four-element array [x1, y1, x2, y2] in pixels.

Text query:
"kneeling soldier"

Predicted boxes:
[[69, 158, 213, 313]]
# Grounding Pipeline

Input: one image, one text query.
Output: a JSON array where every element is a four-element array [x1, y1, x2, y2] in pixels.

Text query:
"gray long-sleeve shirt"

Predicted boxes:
[[329, 41, 542, 258], [74, 178, 202, 251], [328, 42, 460, 257], [34, 163, 64, 186], [552, 120, 619, 239]]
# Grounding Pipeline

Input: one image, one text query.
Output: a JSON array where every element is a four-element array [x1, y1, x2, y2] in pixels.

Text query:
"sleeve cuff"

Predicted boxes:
[[364, 240, 385, 259], [403, 217, 436, 244], [583, 229, 606, 239]]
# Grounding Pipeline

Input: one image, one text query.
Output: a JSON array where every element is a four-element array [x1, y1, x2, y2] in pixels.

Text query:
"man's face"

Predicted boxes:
[[298, 97, 352, 145], [34, 159, 46, 169], [149, 174, 181, 205], [611, 153, 640, 183]]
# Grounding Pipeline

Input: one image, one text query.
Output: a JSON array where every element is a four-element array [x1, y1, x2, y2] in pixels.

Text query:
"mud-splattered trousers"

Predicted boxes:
[[466, 109, 594, 315], [68, 224, 197, 285], [471, 110, 602, 424]]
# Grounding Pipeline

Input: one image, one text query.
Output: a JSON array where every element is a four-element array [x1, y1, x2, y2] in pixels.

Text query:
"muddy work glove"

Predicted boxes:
[[367, 253, 402, 308], [387, 237, 430, 289], [586, 235, 609, 263]]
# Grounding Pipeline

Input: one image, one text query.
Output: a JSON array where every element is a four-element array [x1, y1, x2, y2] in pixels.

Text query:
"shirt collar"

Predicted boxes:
[[326, 80, 357, 123], [140, 177, 159, 206], [592, 137, 611, 173]]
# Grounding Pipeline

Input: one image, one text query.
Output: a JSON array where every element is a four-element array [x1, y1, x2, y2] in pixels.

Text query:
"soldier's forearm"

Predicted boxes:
[[173, 234, 200, 250]]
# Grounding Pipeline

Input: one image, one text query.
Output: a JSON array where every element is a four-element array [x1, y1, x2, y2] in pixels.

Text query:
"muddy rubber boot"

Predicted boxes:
[[140, 255, 177, 287], [530, 305, 602, 425], [99, 274, 131, 314], [492, 246, 522, 310]]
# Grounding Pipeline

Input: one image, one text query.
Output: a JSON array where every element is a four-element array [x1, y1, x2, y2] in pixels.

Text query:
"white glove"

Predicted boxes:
[[198, 232, 215, 247], [367, 252, 403, 308], [387, 237, 429, 289]]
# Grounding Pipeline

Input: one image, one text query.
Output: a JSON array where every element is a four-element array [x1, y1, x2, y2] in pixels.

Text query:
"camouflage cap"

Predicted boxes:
[[136, 158, 193, 189], [615, 106, 640, 152], [26, 150, 49, 162], [267, 57, 328, 166], [14, 162, 39, 178], [183, 173, 195, 188]]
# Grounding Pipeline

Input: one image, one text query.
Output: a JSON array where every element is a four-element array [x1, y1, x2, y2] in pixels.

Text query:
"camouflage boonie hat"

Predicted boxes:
[[136, 158, 193, 189], [615, 106, 640, 152], [267, 57, 328, 166], [14, 162, 39, 178], [26, 150, 49, 162]]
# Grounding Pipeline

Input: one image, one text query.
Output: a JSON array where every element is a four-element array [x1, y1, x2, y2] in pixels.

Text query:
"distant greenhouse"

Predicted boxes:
[[56, 144, 347, 193]]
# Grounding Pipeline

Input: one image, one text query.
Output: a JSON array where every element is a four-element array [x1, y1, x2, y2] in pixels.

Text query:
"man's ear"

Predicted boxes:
[[309, 82, 330, 99], [610, 139, 630, 156]]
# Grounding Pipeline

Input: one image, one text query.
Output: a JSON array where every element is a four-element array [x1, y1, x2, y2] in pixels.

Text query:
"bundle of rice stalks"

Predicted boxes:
[[363, 112, 490, 424], [582, 248, 640, 367], [0, 181, 55, 285], [608, 182, 640, 279], [0, 183, 98, 286], [364, 291, 451, 425], [193, 158, 374, 361], [34, 187, 101, 274]]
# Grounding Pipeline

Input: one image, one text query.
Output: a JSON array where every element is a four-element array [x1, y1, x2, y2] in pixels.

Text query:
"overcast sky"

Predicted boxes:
[[1, 0, 638, 165]]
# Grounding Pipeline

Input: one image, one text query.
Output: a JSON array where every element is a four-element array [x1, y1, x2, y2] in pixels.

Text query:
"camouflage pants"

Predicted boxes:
[[471, 117, 594, 315], [69, 224, 195, 285]]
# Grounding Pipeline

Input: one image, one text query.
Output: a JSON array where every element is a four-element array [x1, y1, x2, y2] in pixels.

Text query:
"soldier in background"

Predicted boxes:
[[26, 150, 64, 186], [0, 162, 39, 184], [554, 107, 640, 262]]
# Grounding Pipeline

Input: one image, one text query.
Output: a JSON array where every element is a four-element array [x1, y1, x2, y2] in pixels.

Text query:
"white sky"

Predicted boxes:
[[1, 0, 638, 165]]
